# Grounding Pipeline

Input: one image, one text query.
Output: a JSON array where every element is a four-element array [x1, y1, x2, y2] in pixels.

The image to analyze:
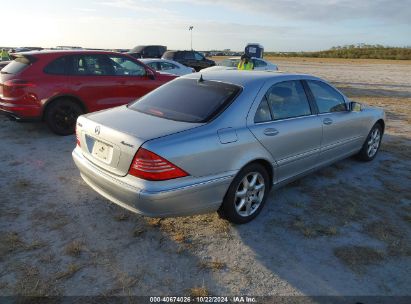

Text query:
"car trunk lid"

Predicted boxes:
[[76, 105, 202, 176]]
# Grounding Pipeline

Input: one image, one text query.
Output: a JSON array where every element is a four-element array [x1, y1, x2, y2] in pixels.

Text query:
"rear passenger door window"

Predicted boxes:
[[70, 55, 115, 76], [306, 80, 346, 113], [264, 80, 312, 120]]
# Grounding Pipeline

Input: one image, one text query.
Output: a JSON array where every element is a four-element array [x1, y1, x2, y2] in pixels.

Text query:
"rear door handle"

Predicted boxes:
[[263, 128, 279, 136], [323, 118, 333, 125]]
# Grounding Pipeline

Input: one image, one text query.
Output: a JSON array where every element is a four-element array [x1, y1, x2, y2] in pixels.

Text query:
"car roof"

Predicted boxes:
[[14, 49, 126, 57], [182, 70, 324, 87]]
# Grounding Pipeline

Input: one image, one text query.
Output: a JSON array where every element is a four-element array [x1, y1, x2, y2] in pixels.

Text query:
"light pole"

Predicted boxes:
[[189, 26, 193, 50]]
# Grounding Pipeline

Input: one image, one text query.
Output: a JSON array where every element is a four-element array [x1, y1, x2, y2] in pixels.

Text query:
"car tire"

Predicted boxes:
[[45, 99, 83, 136], [356, 123, 383, 161], [219, 163, 270, 224]]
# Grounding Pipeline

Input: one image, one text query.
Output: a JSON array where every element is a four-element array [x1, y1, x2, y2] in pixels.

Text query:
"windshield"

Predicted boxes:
[[219, 59, 240, 67], [128, 78, 241, 123]]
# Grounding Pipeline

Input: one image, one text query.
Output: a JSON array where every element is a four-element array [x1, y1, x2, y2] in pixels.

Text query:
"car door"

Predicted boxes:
[[182, 51, 198, 70], [107, 55, 161, 104], [68, 54, 128, 112], [305, 80, 365, 162], [248, 80, 323, 183]]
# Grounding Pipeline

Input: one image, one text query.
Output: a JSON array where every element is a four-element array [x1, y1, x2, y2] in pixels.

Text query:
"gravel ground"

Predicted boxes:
[[0, 59, 410, 297]]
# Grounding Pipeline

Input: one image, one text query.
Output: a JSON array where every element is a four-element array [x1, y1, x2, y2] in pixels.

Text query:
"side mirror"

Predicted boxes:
[[349, 101, 362, 112], [146, 69, 156, 80]]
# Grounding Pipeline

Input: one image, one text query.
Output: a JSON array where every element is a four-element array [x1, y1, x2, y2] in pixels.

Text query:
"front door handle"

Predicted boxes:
[[323, 118, 333, 125], [264, 128, 279, 136]]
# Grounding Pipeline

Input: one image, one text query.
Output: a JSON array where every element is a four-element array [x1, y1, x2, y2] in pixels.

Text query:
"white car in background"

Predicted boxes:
[[140, 58, 195, 76], [201, 57, 278, 72]]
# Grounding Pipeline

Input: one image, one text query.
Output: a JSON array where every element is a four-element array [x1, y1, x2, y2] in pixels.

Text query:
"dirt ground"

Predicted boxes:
[[0, 58, 410, 297]]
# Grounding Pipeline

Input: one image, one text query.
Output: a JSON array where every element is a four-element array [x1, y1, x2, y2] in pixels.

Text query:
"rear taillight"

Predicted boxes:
[[75, 126, 81, 147], [4, 79, 35, 88], [128, 148, 188, 181], [3, 79, 35, 97]]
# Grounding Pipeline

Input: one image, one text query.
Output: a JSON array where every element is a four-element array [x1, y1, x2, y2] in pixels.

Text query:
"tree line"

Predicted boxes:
[[266, 44, 411, 60]]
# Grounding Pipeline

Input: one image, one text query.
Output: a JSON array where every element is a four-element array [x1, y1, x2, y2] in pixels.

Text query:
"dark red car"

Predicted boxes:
[[0, 50, 176, 135]]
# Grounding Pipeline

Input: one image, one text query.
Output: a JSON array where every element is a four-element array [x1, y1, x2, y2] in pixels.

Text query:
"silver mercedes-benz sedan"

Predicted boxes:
[[72, 71, 385, 224]]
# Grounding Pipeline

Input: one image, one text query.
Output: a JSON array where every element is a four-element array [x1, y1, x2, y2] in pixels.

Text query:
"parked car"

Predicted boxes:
[[162, 50, 215, 72], [0, 50, 176, 135], [73, 71, 385, 224], [201, 57, 278, 72], [0, 60, 11, 70], [140, 59, 195, 76], [128, 45, 167, 59]]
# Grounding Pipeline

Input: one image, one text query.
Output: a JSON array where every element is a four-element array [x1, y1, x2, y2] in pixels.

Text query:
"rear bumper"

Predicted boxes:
[[0, 98, 42, 120], [72, 147, 233, 217]]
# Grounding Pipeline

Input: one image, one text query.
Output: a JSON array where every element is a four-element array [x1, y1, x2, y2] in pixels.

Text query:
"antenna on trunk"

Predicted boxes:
[[198, 74, 204, 83]]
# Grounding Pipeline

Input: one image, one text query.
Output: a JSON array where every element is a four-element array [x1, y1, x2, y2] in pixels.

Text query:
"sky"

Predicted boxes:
[[1, 0, 410, 51]]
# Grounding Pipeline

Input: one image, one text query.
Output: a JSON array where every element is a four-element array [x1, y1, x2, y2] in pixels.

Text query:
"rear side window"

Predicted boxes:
[[265, 80, 311, 120], [160, 62, 178, 70], [129, 78, 241, 123], [1, 57, 31, 74], [254, 59, 267, 68], [44, 56, 68, 75], [306, 80, 346, 113], [183, 52, 195, 60]]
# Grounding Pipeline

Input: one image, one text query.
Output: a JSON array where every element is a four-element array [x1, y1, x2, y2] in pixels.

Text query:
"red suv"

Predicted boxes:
[[0, 50, 176, 135]]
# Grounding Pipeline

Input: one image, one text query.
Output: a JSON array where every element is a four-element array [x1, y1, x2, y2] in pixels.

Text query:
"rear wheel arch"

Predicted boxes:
[[235, 159, 274, 189], [42, 95, 87, 121]]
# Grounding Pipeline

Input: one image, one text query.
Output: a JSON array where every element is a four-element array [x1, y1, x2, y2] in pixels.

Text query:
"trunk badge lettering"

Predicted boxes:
[[95, 126, 100, 135], [121, 141, 134, 148]]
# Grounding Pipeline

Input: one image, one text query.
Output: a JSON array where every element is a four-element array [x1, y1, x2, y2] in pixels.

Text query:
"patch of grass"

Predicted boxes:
[[14, 265, 58, 296], [189, 287, 209, 297], [364, 221, 403, 242], [25, 239, 47, 251], [147, 218, 162, 227], [30, 210, 70, 230], [55, 264, 81, 280], [64, 240, 83, 257], [39, 254, 55, 264], [364, 220, 411, 257], [0, 232, 24, 257], [9, 160, 23, 166], [132, 226, 146, 237], [403, 215, 411, 225], [172, 232, 186, 243], [334, 246, 385, 270], [114, 212, 129, 221], [291, 219, 338, 238], [14, 179, 32, 189], [199, 260, 226, 271]]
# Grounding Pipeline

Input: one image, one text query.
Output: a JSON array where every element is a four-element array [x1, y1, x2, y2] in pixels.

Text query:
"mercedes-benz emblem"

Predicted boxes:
[[95, 126, 101, 135]]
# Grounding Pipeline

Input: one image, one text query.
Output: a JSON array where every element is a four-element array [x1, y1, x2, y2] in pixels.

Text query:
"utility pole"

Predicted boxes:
[[189, 26, 193, 50]]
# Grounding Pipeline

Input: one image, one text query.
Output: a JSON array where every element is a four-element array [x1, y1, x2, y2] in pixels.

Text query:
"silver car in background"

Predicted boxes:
[[140, 58, 195, 76], [73, 71, 385, 224]]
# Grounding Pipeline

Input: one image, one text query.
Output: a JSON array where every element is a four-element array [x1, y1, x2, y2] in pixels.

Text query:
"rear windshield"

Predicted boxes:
[[1, 57, 32, 74], [128, 78, 242, 123]]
